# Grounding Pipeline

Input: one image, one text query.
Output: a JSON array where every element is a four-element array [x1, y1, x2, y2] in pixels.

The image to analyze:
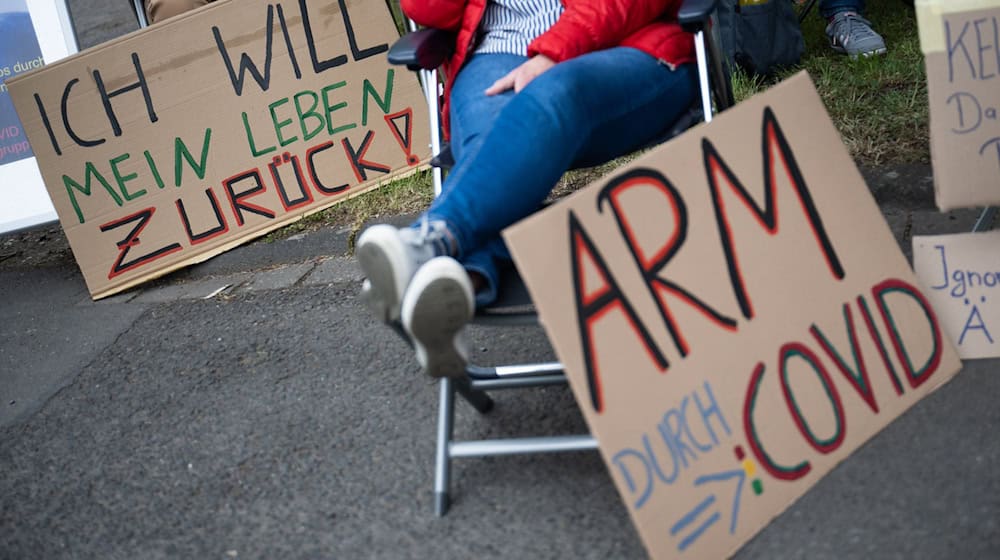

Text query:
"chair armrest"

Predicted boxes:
[[677, 0, 719, 33], [387, 28, 456, 71]]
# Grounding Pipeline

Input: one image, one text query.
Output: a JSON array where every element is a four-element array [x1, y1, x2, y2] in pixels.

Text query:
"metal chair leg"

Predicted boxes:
[[434, 377, 455, 516], [131, 0, 150, 27], [972, 207, 997, 233], [455, 377, 494, 413]]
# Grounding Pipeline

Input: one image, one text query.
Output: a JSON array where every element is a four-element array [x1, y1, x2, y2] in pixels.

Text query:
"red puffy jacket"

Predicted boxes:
[[399, 0, 695, 134]]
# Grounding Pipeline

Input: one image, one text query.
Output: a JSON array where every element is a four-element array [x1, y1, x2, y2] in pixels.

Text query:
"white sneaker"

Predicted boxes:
[[401, 257, 474, 378], [356, 222, 453, 322]]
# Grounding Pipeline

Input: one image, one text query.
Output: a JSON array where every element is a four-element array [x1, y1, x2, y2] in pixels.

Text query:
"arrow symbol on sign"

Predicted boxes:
[[669, 468, 746, 552]]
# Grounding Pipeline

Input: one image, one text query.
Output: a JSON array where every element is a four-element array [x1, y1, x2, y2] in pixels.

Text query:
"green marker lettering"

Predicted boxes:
[[109, 153, 146, 201], [63, 162, 123, 224], [294, 90, 325, 142], [321, 81, 356, 136], [269, 97, 298, 147], [361, 68, 394, 126], [242, 112, 276, 157], [174, 128, 213, 187], [143, 150, 165, 189]]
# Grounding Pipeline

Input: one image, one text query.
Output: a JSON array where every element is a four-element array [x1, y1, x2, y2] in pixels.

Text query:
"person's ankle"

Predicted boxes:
[[407, 218, 460, 258], [828, 10, 857, 22], [468, 270, 487, 294]]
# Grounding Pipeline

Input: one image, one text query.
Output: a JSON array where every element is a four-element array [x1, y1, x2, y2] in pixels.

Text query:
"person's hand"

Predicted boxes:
[[485, 55, 556, 95]]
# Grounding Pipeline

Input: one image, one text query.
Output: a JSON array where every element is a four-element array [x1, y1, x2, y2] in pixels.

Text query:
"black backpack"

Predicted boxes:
[[716, 0, 805, 76]]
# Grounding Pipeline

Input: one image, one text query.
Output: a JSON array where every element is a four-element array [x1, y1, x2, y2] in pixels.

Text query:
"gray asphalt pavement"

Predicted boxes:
[[1, 3, 998, 559]]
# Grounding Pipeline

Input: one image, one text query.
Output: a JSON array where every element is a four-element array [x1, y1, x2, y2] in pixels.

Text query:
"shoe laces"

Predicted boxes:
[[407, 216, 457, 257], [830, 12, 878, 44]]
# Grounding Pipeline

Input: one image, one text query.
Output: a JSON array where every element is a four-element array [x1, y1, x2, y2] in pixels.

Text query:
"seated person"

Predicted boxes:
[[818, 1, 886, 57], [357, 0, 698, 377], [144, 0, 215, 24]]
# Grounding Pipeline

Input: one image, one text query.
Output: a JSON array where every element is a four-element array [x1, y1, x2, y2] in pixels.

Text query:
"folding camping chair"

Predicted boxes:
[[378, 0, 733, 516]]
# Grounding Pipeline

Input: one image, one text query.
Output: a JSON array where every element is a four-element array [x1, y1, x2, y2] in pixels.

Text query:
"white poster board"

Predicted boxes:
[[0, 0, 78, 233]]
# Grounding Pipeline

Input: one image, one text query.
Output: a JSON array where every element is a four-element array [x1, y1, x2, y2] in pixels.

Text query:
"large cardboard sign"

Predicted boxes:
[[914, 230, 1000, 358], [8, 0, 429, 298], [504, 73, 962, 559], [0, 0, 77, 233], [916, 0, 1000, 210]]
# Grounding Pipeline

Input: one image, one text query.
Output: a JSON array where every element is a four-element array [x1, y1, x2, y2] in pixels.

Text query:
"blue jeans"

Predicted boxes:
[[417, 49, 696, 307], [820, 0, 864, 18]]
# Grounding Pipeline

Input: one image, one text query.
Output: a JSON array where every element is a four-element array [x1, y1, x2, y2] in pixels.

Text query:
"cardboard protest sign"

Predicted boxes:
[[8, 0, 429, 298], [0, 0, 76, 233], [914, 230, 1000, 358], [916, 0, 1000, 210], [504, 73, 962, 559]]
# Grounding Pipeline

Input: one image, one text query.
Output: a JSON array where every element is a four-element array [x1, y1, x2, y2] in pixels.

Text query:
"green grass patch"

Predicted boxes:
[[733, 2, 928, 166], [263, 168, 434, 247]]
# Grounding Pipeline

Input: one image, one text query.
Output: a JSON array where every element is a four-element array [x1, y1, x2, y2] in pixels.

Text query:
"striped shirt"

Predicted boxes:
[[475, 0, 565, 56]]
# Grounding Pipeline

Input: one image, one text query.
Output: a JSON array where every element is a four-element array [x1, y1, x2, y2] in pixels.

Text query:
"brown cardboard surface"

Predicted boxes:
[[914, 230, 1000, 358], [916, 0, 1000, 54], [7, 0, 429, 298], [504, 73, 962, 559], [920, 5, 1000, 209]]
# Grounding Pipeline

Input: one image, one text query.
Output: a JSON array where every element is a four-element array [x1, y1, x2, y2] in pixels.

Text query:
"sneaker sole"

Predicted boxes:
[[404, 267, 473, 378], [356, 226, 409, 323], [857, 47, 887, 58], [830, 43, 887, 58]]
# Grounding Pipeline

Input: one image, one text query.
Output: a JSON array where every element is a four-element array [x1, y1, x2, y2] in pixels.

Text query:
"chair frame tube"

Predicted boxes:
[[132, 0, 150, 28], [695, 31, 713, 123], [451, 435, 598, 458], [973, 207, 997, 232]]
